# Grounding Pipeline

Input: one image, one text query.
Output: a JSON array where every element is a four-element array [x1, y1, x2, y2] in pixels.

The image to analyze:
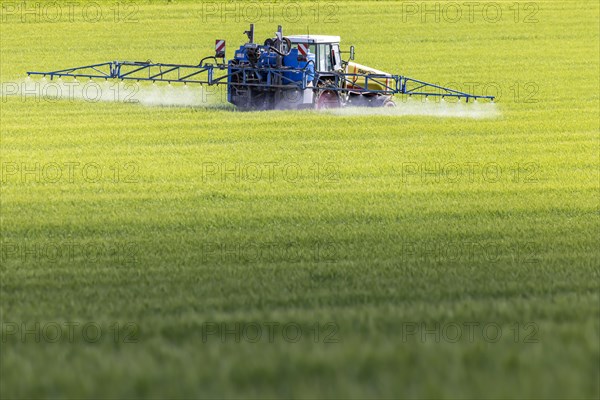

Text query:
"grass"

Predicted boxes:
[[0, 0, 599, 398]]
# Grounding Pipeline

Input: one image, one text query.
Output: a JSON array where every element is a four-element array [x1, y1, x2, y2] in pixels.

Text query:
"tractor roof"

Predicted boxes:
[[287, 35, 340, 44]]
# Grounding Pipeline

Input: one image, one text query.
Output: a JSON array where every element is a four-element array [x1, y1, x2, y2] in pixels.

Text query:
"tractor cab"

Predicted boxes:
[[287, 35, 343, 73]]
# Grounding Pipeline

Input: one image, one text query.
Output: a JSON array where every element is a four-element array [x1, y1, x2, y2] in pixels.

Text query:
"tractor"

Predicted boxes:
[[27, 24, 494, 111]]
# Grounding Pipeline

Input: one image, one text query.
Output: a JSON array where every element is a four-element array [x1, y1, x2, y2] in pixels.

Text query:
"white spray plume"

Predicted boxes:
[[2, 78, 500, 118], [321, 98, 500, 119], [1, 78, 224, 108]]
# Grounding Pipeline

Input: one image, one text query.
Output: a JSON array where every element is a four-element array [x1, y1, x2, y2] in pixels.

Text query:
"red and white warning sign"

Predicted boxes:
[[297, 43, 308, 57], [297, 43, 308, 61], [215, 39, 226, 57]]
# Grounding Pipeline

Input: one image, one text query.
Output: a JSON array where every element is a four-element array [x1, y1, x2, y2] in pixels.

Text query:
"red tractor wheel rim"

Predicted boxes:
[[317, 91, 339, 109]]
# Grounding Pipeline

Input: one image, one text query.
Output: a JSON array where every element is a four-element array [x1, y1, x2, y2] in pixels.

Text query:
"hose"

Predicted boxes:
[[264, 37, 292, 56], [198, 56, 219, 66], [267, 46, 288, 57]]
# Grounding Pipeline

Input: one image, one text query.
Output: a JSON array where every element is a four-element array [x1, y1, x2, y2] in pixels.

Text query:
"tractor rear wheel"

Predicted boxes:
[[315, 89, 340, 109]]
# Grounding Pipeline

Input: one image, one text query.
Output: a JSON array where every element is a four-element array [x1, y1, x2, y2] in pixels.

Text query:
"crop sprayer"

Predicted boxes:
[[27, 24, 495, 110]]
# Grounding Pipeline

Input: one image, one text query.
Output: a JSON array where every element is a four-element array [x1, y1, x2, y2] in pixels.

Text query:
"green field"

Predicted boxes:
[[1, 1, 599, 398]]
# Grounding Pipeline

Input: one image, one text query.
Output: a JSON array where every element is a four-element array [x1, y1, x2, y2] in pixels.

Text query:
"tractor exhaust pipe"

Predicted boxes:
[[244, 24, 254, 44]]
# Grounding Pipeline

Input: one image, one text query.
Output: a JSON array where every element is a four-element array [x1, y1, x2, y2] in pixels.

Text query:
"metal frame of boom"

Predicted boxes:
[[27, 60, 495, 101]]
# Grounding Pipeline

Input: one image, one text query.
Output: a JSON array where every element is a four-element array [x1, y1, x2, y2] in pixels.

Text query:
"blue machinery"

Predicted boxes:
[[27, 25, 495, 110]]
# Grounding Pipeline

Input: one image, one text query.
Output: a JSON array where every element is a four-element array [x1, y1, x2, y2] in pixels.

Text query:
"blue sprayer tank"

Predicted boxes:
[[227, 44, 315, 109], [283, 49, 315, 84], [229, 45, 315, 85]]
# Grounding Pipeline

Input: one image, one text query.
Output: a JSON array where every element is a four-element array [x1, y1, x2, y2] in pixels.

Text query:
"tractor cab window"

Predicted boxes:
[[307, 43, 338, 72], [307, 44, 318, 70], [309, 44, 317, 60], [318, 44, 332, 71], [332, 44, 342, 70]]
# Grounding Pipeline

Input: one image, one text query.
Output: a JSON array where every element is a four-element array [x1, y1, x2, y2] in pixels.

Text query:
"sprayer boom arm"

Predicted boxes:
[[28, 61, 222, 84], [27, 60, 494, 101]]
